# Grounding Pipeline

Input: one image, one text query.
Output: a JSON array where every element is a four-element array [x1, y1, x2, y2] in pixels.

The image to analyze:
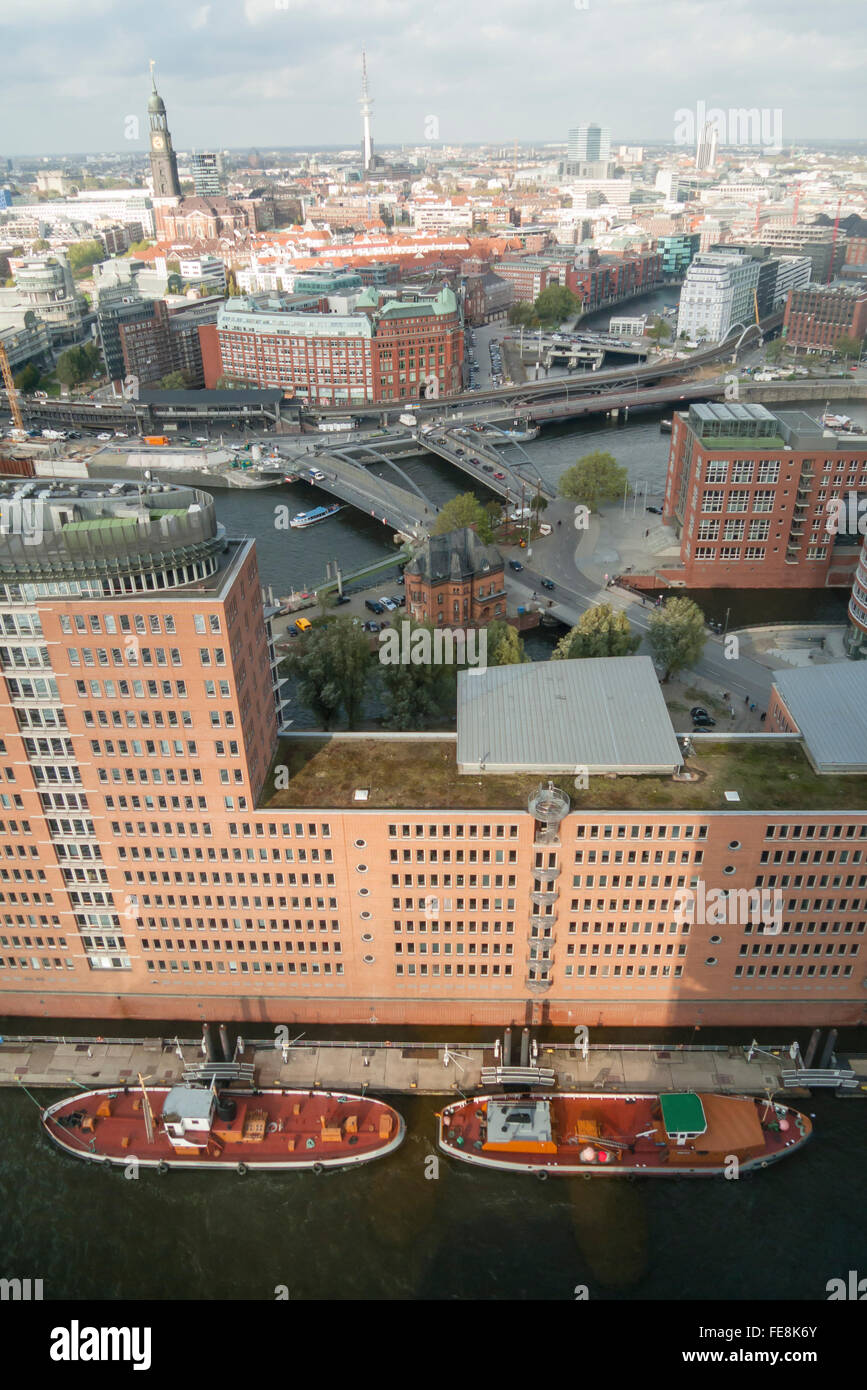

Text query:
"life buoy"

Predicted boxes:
[[237, 1162, 247, 1176], [157, 1161, 169, 1175], [312, 1162, 324, 1175]]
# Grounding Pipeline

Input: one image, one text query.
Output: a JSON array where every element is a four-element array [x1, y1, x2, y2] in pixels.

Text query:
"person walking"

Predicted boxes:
[[760, 711, 767, 723], [604, 573, 609, 588], [745, 694, 750, 705]]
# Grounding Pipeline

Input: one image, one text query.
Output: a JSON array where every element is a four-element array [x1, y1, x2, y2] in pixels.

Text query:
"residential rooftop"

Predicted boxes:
[[259, 737, 867, 813]]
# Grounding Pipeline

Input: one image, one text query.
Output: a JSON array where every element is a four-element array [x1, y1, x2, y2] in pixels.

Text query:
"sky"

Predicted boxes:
[[0, 0, 865, 156]]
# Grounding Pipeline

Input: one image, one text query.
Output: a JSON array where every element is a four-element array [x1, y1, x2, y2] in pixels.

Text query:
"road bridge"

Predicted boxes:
[[286, 449, 437, 542], [412, 425, 555, 504]]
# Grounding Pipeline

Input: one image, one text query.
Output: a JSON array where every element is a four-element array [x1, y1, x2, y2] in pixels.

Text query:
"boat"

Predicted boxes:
[[820, 412, 859, 432], [485, 417, 540, 443], [42, 1082, 405, 1173], [289, 504, 342, 528], [437, 1090, 811, 1177]]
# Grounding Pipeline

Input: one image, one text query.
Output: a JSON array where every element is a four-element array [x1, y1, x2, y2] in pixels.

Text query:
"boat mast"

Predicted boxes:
[[138, 1072, 156, 1144]]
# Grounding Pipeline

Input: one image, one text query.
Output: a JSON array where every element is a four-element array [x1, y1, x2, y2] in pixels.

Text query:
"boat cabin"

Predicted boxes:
[[160, 1086, 216, 1149], [660, 1093, 707, 1146], [483, 1099, 557, 1154]]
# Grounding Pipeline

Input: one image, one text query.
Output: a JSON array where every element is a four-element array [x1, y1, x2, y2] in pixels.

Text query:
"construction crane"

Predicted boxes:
[[827, 198, 842, 285], [0, 341, 26, 439]]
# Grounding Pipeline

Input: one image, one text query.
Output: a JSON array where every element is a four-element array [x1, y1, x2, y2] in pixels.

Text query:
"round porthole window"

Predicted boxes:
[[363, 954, 375, 964], [361, 932, 373, 942], [723, 865, 736, 875], [705, 956, 718, 966], [354, 838, 366, 849], [356, 863, 368, 873], [728, 840, 741, 850], [709, 934, 722, 945], [360, 910, 372, 921], [358, 887, 370, 897]]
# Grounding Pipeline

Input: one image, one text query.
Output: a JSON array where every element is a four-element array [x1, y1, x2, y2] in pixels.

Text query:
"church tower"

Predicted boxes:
[[147, 62, 182, 201]]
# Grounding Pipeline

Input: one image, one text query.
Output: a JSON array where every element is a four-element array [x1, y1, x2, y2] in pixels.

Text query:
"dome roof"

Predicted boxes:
[[148, 89, 166, 114]]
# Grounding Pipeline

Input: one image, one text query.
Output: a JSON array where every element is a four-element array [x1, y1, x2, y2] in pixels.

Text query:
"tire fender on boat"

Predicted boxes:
[[158, 1161, 169, 1175], [312, 1162, 324, 1175], [535, 1169, 548, 1182], [237, 1162, 248, 1176]]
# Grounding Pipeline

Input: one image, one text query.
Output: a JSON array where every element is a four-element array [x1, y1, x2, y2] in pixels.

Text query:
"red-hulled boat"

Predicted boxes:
[[438, 1090, 812, 1177], [43, 1083, 405, 1173]]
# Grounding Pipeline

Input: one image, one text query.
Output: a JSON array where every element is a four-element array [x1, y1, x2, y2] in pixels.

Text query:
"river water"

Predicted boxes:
[[2, 400, 865, 1303]]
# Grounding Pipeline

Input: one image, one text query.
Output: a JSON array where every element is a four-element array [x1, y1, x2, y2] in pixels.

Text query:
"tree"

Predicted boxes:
[[225, 271, 240, 298], [835, 334, 864, 360], [765, 338, 786, 362], [431, 492, 494, 543], [508, 300, 540, 329], [14, 363, 39, 391], [558, 451, 629, 513], [648, 596, 706, 681], [281, 617, 372, 729], [486, 620, 526, 666], [534, 284, 580, 327], [127, 240, 154, 256], [380, 618, 457, 729], [67, 239, 105, 276], [552, 604, 641, 660], [646, 316, 671, 343], [159, 370, 189, 390], [32, 238, 50, 251], [82, 341, 102, 375], [55, 346, 91, 386]]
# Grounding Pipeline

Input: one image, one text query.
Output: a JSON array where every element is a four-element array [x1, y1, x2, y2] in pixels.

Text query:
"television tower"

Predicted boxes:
[[360, 50, 374, 172]]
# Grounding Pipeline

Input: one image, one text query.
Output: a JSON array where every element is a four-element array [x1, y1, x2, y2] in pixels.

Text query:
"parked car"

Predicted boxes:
[[540, 578, 555, 591], [690, 707, 716, 727], [295, 617, 312, 633], [363, 620, 380, 633], [379, 596, 397, 611], [97, 432, 112, 440], [646, 505, 663, 515], [493, 471, 506, 480], [365, 599, 384, 614], [509, 559, 523, 571], [334, 593, 351, 605]]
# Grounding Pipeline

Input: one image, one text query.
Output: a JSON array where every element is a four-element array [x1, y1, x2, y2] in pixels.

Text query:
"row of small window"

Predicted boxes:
[[763, 848, 864, 866], [67, 646, 185, 668], [697, 519, 771, 541], [391, 875, 516, 889], [98, 769, 206, 788], [394, 964, 512, 977], [568, 943, 687, 956], [764, 823, 867, 840], [138, 919, 340, 932], [573, 823, 706, 841], [740, 942, 858, 956], [701, 490, 776, 513], [75, 679, 189, 700], [388, 823, 520, 839], [141, 938, 340, 953], [395, 942, 512, 955], [145, 959, 344, 975], [91, 739, 198, 758], [564, 965, 684, 977], [758, 874, 867, 889], [0, 613, 42, 637], [568, 921, 689, 934], [390, 850, 518, 864], [755, 894, 867, 911], [393, 921, 516, 933], [0, 934, 64, 946], [393, 897, 517, 911], [58, 612, 220, 636], [734, 964, 854, 977], [83, 708, 193, 729], [0, 957, 75, 970]]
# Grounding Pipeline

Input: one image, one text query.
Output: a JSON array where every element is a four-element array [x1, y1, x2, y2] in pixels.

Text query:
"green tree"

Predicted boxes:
[[82, 341, 102, 375], [486, 619, 526, 665], [508, 300, 540, 329], [127, 240, 154, 256], [55, 346, 90, 386], [225, 271, 240, 298], [558, 451, 629, 513], [281, 617, 372, 729], [765, 338, 786, 363], [552, 604, 641, 660], [67, 239, 105, 276], [646, 316, 671, 343], [159, 370, 189, 390], [32, 238, 50, 251], [648, 596, 706, 681], [835, 334, 864, 360], [13, 363, 40, 391], [534, 284, 580, 327], [380, 618, 457, 729], [431, 492, 494, 543]]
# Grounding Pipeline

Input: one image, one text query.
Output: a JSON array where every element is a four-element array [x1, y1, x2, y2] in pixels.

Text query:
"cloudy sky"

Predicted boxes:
[[1, 0, 864, 155]]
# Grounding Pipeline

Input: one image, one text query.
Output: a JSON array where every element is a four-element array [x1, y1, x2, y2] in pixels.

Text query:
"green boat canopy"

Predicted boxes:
[[660, 1093, 707, 1138]]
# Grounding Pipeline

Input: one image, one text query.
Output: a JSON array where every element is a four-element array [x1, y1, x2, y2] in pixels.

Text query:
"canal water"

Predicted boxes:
[[1, 1020, 865, 1300]]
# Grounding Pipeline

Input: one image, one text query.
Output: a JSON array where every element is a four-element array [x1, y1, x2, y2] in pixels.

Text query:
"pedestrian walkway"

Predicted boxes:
[[0, 1035, 804, 1097]]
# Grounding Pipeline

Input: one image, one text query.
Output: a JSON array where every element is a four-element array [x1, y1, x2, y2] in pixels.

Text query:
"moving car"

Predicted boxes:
[[540, 578, 555, 591], [295, 617, 312, 633], [493, 471, 505, 480], [509, 559, 523, 571]]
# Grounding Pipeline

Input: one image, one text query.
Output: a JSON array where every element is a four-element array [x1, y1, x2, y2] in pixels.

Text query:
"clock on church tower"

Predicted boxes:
[[147, 63, 182, 202]]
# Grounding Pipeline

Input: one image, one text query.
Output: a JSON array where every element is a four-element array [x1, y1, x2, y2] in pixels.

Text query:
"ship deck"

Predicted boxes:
[[43, 1087, 404, 1170], [439, 1092, 811, 1176]]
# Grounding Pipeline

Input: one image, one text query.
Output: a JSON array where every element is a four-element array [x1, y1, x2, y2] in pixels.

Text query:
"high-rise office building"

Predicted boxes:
[[695, 121, 718, 172], [567, 122, 611, 164], [190, 153, 222, 198]]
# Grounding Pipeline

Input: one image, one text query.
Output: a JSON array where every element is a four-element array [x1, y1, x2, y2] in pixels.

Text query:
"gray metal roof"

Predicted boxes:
[[161, 1086, 215, 1121], [772, 664, 867, 772], [457, 656, 683, 775]]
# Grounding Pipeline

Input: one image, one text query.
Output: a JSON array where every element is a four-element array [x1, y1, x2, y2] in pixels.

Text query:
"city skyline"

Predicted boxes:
[[1, 0, 865, 156]]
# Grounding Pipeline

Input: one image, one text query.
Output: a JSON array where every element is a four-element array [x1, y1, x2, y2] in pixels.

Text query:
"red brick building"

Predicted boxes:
[[661, 403, 867, 589], [155, 196, 275, 241], [405, 529, 507, 627], [783, 285, 867, 354]]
